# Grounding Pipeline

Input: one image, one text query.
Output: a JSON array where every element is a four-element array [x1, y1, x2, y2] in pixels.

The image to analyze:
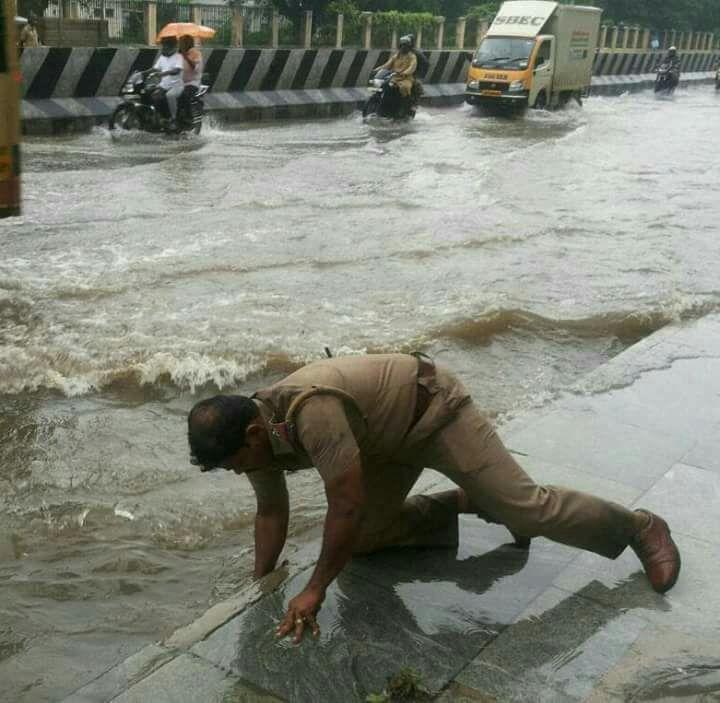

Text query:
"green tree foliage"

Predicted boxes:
[[276, 0, 720, 31], [595, 0, 720, 30], [271, 0, 333, 26], [466, 2, 500, 19]]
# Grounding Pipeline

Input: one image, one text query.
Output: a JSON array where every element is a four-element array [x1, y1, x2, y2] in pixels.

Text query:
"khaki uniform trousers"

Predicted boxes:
[[353, 397, 639, 560], [392, 77, 414, 98]]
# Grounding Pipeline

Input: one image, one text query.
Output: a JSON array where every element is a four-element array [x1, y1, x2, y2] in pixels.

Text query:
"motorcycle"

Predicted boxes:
[[654, 62, 679, 95], [362, 68, 418, 120], [109, 71, 208, 134]]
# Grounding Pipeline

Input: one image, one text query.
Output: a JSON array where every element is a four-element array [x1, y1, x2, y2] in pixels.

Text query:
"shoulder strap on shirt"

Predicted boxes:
[[264, 385, 363, 452]]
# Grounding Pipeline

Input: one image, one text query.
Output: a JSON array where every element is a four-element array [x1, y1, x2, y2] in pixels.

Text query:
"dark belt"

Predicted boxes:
[[410, 358, 434, 428]]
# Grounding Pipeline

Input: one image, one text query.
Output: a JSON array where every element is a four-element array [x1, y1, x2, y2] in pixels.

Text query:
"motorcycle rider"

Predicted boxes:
[[18, 12, 41, 48], [658, 45, 681, 88], [179, 34, 203, 121], [150, 36, 185, 130], [375, 35, 417, 99], [406, 33, 426, 99]]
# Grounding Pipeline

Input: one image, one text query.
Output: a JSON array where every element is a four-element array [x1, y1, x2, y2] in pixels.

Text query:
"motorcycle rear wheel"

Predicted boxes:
[[109, 104, 140, 131]]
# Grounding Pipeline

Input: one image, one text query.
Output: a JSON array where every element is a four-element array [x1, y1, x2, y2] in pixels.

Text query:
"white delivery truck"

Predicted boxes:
[[465, 1, 602, 110]]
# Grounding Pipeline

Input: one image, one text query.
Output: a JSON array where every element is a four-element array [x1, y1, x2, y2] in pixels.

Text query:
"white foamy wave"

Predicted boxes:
[[0, 346, 266, 396], [135, 352, 264, 391]]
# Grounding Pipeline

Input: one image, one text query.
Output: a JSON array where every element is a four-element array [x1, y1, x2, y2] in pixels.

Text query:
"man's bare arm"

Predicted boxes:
[[275, 457, 365, 643], [307, 456, 365, 592], [275, 396, 365, 642], [248, 471, 289, 579]]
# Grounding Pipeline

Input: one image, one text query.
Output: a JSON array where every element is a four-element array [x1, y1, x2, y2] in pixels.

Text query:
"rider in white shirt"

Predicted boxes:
[[152, 37, 184, 128]]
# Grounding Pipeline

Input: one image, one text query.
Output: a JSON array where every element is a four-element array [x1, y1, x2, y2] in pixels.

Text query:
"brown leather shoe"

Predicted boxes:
[[630, 510, 681, 593]]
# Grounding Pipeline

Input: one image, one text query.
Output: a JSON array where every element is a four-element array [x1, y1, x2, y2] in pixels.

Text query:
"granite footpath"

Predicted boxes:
[[63, 314, 720, 702]]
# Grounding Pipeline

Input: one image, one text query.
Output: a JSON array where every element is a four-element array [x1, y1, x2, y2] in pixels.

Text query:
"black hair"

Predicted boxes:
[[187, 395, 259, 471]]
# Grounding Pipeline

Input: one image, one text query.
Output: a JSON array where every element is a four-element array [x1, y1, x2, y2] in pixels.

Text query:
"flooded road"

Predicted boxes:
[[2, 87, 720, 700]]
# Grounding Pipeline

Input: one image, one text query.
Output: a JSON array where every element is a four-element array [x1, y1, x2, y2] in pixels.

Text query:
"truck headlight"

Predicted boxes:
[[467, 80, 479, 90], [508, 80, 525, 92]]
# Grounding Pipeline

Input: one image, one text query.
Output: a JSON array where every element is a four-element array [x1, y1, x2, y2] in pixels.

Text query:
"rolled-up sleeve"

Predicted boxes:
[[295, 397, 362, 483]]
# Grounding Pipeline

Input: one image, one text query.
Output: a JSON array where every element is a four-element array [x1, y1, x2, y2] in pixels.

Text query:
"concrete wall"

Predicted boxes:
[[593, 49, 719, 75], [20, 47, 471, 99], [20, 47, 472, 132], [19, 46, 720, 133]]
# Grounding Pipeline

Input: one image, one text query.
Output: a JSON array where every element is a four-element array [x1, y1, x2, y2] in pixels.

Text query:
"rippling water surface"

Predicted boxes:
[[2, 88, 720, 699]]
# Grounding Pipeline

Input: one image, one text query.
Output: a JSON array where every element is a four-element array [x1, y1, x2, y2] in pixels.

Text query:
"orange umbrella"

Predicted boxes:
[[155, 22, 216, 43]]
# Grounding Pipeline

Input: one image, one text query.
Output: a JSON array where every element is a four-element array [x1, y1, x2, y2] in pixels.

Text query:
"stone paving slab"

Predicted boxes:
[[552, 531, 720, 641], [638, 462, 720, 544], [111, 653, 281, 703], [191, 557, 497, 702], [584, 625, 720, 701], [104, 315, 720, 702], [452, 585, 649, 702], [346, 522, 578, 632], [64, 644, 174, 703], [507, 408, 689, 490]]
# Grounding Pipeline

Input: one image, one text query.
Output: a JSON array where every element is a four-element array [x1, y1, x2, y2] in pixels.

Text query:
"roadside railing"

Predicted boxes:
[[28, 3, 720, 52]]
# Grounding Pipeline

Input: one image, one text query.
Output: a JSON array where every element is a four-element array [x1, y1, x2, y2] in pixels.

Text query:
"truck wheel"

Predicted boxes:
[[533, 91, 547, 110]]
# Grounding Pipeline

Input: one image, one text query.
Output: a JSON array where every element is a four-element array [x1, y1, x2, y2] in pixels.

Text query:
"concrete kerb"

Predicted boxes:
[[62, 548, 319, 703]]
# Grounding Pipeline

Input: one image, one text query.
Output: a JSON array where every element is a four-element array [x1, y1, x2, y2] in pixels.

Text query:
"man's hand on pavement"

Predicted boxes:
[[276, 586, 324, 644]]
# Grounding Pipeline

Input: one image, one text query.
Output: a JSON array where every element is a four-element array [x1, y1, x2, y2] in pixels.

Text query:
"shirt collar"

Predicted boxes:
[[253, 399, 295, 457]]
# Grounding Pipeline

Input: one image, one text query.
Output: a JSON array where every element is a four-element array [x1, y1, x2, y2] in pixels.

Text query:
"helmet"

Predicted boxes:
[[668, 46, 677, 55], [399, 35, 412, 47]]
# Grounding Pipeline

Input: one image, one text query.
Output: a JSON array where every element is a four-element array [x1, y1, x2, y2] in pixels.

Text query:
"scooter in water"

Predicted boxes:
[[654, 63, 679, 95], [109, 71, 208, 134], [362, 68, 418, 120]]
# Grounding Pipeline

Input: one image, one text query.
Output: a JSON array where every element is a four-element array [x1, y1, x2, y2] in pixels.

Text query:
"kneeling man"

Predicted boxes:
[[187, 353, 681, 643]]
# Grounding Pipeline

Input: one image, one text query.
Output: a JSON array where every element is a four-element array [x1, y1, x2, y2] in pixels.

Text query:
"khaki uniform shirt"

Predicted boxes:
[[381, 51, 417, 79], [247, 354, 470, 506]]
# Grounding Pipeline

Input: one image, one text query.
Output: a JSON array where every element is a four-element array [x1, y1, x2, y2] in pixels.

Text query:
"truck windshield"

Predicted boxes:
[[473, 38, 535, 69]]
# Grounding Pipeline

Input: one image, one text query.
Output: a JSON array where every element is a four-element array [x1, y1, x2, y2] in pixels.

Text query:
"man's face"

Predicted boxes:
[[220, 422, 273, 474]]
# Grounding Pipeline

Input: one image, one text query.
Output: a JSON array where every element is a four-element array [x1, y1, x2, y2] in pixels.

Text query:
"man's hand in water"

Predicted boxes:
[[275, 454, 365, 644], [276, 586, 324, 643]]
